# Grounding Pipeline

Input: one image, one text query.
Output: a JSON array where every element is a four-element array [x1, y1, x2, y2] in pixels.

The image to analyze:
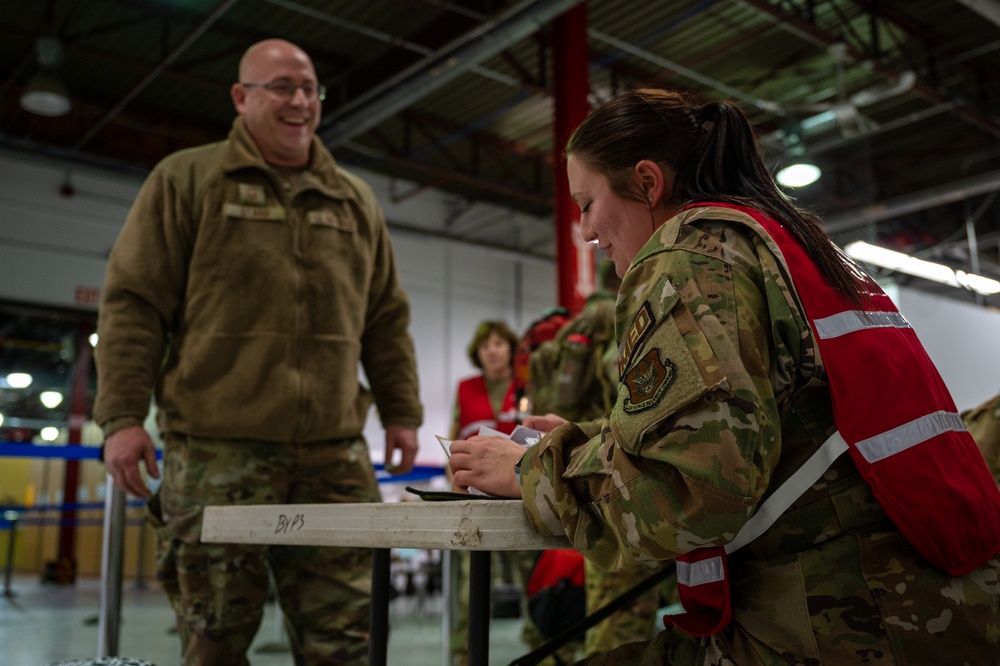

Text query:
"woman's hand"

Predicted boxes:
[[448, 435, 526, 498]]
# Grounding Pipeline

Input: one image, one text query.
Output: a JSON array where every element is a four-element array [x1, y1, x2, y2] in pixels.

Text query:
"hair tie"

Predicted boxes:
[[698, 103, 718, 133]]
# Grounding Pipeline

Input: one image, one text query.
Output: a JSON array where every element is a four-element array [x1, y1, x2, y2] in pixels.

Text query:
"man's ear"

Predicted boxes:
[[231, 83, 247, 114]]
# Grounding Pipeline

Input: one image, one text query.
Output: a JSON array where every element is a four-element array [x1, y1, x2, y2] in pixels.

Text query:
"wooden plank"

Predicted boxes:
[[201, 500, 571, 550]]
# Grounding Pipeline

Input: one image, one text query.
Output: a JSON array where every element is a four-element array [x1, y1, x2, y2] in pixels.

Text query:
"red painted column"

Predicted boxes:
[[53, 320, 94, 583], [552, 3, 592, 315]]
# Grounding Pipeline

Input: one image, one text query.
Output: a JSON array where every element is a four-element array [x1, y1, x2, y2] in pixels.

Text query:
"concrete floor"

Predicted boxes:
[[0, 573, 534, 666]]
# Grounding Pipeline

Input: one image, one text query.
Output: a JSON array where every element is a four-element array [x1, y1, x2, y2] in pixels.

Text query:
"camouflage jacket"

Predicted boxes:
[[519, 207, 1000, 663], [963, 393, 1000, 486]]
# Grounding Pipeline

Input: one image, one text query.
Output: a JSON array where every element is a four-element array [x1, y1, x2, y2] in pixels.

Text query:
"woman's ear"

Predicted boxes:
[[634, 160, 674, 206]]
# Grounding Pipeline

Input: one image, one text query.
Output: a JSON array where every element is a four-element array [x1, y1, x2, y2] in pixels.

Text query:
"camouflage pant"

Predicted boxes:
[[148, 434, 381, 666], [583, 560, 675, 658]]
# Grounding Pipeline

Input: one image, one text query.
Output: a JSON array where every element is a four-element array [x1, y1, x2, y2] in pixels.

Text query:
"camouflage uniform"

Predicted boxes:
[[963, 393, 1000, 486], [519, 209, 1000, 664], [149, 434, 381, 665]]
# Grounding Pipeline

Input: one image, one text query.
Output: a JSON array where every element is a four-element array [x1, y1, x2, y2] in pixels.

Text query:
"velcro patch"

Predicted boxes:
[[307, 209, 351, 230], [623, 348, 676, 413], [238, 183, 266, 205], [620, 302, 653, 373], [223, 203, 285, 220]]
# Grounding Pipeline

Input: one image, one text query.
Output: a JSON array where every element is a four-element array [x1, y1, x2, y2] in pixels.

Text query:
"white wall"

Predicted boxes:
[[0, 149, 557, 468], [883, 283, 1000, 412]]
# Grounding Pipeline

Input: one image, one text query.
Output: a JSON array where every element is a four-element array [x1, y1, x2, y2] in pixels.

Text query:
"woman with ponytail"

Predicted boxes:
[[450, 88, 1000, 664]]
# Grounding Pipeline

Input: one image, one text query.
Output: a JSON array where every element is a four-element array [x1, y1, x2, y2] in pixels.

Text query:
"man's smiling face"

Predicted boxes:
[[232, 39, 320, 167]]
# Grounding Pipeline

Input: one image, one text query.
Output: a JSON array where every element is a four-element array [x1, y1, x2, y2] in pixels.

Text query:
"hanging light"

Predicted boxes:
[[845, 241, 1000, 296], [19, 36, 71, 117]]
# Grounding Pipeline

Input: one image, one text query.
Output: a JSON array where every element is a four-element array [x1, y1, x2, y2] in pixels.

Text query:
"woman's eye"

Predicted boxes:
[[581, 202, 591, 213]]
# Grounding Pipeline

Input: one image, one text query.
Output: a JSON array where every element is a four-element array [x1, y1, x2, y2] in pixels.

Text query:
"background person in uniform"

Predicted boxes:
[[963, 392, 1000, 486], [94, 38, 422, 666], [529, 259, 675, 659], [449, 88, 1000, 664]]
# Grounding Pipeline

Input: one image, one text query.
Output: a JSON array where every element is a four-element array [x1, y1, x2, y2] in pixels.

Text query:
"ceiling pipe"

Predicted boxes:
[[954, 0, 1000, 27], [318, 0, 582, 148], [823, 168, 1000, 234]]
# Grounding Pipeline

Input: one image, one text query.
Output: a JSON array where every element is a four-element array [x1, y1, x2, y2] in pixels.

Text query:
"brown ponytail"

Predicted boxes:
[[567, 88, 867, 305]]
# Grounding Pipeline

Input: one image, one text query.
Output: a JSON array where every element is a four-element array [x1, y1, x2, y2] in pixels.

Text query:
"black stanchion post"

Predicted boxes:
[[2, 510, 19, 598]]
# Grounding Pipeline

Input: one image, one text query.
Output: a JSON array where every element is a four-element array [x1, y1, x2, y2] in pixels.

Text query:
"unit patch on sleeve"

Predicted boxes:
[[623, 348, 676, 413], [619, 302, 654, 372]]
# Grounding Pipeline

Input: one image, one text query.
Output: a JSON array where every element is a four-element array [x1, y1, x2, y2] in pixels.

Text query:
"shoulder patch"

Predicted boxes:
[[623, 348, 676, 413], [620, 301, 653, 371]]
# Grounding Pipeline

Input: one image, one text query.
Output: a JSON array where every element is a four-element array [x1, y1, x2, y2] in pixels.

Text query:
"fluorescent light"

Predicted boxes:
[[40, 391, 64, 408], [5, 372, 33, 389], [845, 241, 1000, 295], [777, 163, 821, 187]]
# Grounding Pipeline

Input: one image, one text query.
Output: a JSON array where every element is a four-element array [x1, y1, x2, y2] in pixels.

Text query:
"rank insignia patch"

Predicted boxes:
[[623, 348, 676, 413]]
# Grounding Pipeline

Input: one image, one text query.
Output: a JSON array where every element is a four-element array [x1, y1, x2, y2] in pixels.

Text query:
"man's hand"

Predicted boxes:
[[522, 413, 567, 433], [449, 435, 525, 498], [384, 425, 418, 475], [103, 425, 159, 499]]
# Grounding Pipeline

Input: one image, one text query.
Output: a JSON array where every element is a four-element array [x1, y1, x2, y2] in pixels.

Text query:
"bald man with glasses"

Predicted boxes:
[[94, 39, 423, 665]]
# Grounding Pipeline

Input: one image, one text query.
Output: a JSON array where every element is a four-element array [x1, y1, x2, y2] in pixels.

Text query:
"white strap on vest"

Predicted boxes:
[[724, 430, 849, 555]]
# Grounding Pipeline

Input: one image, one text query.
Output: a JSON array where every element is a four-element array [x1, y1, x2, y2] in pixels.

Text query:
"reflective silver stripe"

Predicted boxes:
[[812, 310, 910, 339], [676, 556, 725, 587], [855, 411, 966, 464]]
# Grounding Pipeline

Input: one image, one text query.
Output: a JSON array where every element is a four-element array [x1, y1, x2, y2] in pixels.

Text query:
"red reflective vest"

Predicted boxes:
[[456, 375, 517, 439], [664, 204, 1000, 637]]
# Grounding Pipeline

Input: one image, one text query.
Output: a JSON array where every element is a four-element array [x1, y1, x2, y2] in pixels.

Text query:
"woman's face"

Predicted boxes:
[[568, 154, 659, 278], [477, 331, 511, 378]]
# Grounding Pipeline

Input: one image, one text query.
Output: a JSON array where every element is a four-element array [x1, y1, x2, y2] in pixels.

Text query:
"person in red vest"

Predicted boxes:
[[449, 88, 1000, 664], [449, 320, 520, 441]]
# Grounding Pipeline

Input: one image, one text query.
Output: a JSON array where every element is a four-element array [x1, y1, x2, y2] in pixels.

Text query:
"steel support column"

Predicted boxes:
[[551, 3, 592, 314]]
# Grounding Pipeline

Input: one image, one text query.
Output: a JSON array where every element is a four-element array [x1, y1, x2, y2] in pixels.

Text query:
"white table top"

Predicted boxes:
[[201, 499, 571, 550]]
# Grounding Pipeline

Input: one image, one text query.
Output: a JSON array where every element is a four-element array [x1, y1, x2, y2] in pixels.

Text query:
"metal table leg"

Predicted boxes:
[[467, 550, 491, 666], [369, 547, 391, 666]]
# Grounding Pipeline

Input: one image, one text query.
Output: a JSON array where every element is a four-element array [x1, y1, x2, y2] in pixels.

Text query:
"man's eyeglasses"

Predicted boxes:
[[241, 80, 327, 102]]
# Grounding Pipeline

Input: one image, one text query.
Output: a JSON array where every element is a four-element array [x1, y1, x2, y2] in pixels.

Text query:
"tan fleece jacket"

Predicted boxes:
[[94, 117, 422, 442]]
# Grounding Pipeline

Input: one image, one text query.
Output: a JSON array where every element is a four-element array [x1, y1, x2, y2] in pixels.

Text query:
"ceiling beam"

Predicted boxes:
[[318, 0, 582, 148]]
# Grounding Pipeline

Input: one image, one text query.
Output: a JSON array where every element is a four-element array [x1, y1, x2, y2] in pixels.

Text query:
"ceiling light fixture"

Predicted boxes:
[[40, 391, 64, 408], [19, 36, 71, 117], [845, 241, 1000, 296], [776, 163, 821, 188], [5, 372, 33, 389]]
